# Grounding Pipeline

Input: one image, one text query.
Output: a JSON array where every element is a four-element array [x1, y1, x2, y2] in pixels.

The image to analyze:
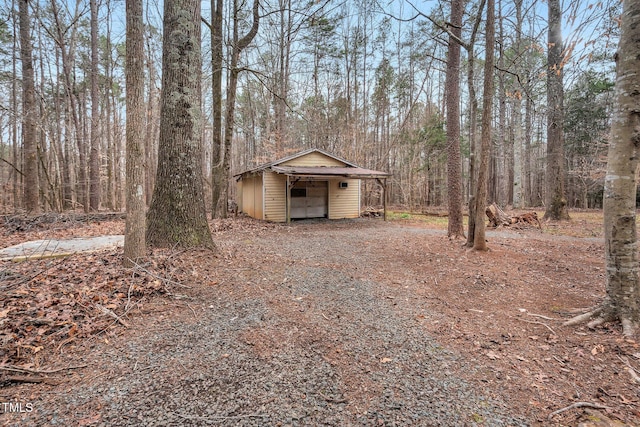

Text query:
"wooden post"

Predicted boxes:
[[383, 178, 388, 221], [286, 175, 291, 223], [376, 178, 388, 221]]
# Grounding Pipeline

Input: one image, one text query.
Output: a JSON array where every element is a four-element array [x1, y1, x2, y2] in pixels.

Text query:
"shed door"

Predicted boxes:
[[290, 181, 328, 219]]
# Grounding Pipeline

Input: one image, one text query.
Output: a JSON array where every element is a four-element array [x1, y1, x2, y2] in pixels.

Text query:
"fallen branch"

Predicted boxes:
[[617, 355, 640, 384], [514, 317, 557, 335], [4, 375, 60, 385], [95, 303, 130, 328], [1, 256, 70, 291], [130, 260, 191, 289], [548, 401, 610, 419], [527, 312, 559, 321], [184, 302, 198, 319], [173, 412, 265, 423], [0, 364, 87, 375]]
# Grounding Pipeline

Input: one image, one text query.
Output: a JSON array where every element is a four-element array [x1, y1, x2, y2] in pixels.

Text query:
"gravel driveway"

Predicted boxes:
[[8, 219, 531, 426]]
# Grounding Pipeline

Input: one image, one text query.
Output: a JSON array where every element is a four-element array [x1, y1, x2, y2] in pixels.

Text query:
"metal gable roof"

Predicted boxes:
[[234, 148, 389, 179], [270, 165, 391, 178]]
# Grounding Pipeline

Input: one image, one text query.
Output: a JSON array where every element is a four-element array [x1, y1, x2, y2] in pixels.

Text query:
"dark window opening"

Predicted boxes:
[[291, 188, 306, 198]]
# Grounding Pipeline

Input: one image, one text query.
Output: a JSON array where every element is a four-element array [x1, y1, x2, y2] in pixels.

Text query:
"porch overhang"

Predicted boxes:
[[272, 166, 390, 223], [270, 165, 391, 179]]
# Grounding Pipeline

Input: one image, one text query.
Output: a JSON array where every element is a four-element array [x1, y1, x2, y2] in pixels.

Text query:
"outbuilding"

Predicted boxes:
[[235, 149, 390, 222]]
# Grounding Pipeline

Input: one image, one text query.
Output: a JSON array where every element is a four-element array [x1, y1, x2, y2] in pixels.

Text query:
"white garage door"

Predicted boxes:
[[290, 181, 328, 219]]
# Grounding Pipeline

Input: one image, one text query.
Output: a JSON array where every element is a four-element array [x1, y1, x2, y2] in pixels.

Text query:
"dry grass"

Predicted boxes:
[[387, 208, 627, 239]]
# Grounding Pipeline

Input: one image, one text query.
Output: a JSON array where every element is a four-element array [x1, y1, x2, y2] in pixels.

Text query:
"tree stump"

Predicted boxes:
[[484, 203, 542, 230], [486, 203, 512, 227]]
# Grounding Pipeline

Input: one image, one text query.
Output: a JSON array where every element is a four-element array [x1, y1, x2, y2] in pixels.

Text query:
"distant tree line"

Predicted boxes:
[[0, 0, 619, 215]]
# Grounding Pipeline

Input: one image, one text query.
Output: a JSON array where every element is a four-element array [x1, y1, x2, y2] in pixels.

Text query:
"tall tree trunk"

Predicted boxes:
[[495, 0, 506, 207], [89, 0, 101, 211], [210, 0, 224, 216], [212, 0, 259, 218], [18, 0, 39, 213], [512, 0, 524, 208], [123, 0, 147, 265], [51, 0, 87, 211], [471, 0, 495, 251], [274, 0, 291, 155], [602, 0, 640, 333], [445, 0, 464, 239], [105, 19, 115, 211], [145, 33, 159, 206], [512, 95, 524, 208], [524, 95, 533, 206], [565, 0, 640, 335], [146, 0, 213, 248], [465, 0, 485, 247], [543, 0, 569, 220]]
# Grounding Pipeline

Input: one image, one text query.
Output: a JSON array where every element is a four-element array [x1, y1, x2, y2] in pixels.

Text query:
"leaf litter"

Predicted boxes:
[[1, 213, 640, 426]]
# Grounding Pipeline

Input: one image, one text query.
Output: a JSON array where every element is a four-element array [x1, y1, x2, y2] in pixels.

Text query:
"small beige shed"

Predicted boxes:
[[235, 149, 390, 222]]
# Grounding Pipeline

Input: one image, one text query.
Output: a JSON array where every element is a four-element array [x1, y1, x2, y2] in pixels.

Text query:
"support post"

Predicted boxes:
[[376, 178, 388, 221], [383, 178, 388, 221], [286, 175, 291, 223]]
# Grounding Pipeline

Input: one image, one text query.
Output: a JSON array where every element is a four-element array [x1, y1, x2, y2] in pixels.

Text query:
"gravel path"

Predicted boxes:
[[10, 220, 530, 426]]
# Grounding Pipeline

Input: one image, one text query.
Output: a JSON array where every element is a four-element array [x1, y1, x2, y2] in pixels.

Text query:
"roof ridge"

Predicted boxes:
[[234, 148, 360, 176]]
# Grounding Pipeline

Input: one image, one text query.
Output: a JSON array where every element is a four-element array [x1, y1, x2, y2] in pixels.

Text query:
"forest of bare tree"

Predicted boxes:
[[0, 0, 620, 215]]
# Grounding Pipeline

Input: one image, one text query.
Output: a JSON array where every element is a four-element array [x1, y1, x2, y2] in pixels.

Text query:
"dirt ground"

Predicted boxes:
[[1, 212, 639, 426]]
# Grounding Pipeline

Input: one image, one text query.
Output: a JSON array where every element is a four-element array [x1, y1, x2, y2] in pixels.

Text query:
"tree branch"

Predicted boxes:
[[0, 157, 24, 176]]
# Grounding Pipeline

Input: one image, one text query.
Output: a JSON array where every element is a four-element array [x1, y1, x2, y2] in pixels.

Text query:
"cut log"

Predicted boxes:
[[511, 212, 542, 230], [485, 204, 542, 230], [361, 207, 383, 217]]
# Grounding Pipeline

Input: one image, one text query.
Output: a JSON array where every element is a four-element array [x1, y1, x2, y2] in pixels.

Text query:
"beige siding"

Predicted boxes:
[[263, 171, 287, 222], [280, 151, 346, 167], [255, 175, 264, 219], [241, 176, 255, 217], [240, 175, 264, 219], [328, 179, 360, 219], [237, 181, 243, 212]]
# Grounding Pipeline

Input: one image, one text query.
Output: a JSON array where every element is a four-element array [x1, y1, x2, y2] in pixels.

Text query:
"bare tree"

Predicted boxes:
[[445, 0, 464, 239], [123, 0, 146, 265], [208, 0, 223, 216], [89, 0, 100, 211], [511, 0, 524, 208], [146, 0, 213, 248], [565, 0, 640, 336], [211, 0, 260, 218], [543, 0, 569, 220], [18, 0, 39, 213], [49, 0, 88, 212], [470, 0, 495, 251], [465, 0, 485, 247]]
